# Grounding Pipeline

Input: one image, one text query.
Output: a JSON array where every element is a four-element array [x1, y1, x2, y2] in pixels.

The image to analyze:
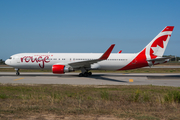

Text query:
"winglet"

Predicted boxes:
[[99, 44, 115, 60], [118, 50, 122, 53]]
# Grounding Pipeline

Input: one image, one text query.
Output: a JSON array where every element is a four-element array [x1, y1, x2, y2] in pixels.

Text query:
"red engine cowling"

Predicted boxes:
[[52, 65, 65, 74]]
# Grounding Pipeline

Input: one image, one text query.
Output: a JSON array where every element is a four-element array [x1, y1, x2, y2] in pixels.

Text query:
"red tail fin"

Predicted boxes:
[[120, 26, 174, 70]]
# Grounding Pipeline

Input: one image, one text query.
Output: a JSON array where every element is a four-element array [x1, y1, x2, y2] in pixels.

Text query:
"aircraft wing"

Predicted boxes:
[[68, 44, 115, 69]]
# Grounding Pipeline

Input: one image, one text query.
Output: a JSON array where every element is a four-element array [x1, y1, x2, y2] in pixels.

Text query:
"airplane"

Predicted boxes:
[[5, 26, 174, 77]]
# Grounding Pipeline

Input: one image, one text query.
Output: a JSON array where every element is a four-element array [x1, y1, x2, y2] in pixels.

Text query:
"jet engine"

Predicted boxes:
[[52, 64, 74, 74]]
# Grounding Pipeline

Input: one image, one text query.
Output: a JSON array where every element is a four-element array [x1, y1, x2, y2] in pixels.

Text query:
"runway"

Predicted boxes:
[[0, 72, 180, 87]]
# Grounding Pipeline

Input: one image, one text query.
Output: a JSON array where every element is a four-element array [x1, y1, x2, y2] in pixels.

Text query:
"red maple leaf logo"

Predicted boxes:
[[150, 35, 169, 59]]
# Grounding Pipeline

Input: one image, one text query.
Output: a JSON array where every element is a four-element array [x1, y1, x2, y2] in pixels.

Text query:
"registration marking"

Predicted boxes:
[[14, 78, 24, 81]]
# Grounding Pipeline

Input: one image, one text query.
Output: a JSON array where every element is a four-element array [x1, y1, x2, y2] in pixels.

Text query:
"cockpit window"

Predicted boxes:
[[9, 57, 12, 59]]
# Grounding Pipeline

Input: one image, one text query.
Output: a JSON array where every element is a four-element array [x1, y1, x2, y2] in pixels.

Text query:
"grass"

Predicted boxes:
[[0, 84, 180, 119], [164, 90, 180, 103], [163, 61, 180, 65]]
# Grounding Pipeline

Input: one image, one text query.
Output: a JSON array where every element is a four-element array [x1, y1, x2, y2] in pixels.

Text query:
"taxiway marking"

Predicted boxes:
[[129, 79, 134, 82], [14, 78, 24, 81]]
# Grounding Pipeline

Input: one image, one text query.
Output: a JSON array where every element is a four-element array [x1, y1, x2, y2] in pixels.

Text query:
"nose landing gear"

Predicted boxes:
[[15, 68, 20, 75]]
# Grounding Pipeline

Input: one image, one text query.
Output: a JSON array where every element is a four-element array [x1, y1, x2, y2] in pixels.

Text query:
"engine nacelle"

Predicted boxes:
[[52, 64, 73, 74]]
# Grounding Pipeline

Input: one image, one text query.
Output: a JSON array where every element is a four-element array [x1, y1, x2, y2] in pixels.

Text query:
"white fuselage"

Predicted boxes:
[[5, 53, 137, 70]]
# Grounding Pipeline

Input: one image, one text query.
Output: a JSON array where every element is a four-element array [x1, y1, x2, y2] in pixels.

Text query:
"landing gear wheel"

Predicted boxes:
[[16, 71, 20, 76], [88, 72, 92, 76], [79, 73, 83, 77], [84, 72, 89, 77], [79, 72, 90, 77], [15, 68, 20, 76]]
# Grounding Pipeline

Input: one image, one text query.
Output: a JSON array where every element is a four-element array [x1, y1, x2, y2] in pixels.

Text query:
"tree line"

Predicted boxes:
[[0, 59, 5, 65], [163, 55, 180, 61]]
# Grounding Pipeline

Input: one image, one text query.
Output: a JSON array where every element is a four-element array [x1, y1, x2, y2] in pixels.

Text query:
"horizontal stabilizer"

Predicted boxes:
[[147, 56, 174, 62]]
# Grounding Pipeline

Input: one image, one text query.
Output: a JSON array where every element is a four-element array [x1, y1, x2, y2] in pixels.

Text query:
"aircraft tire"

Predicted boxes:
[[79, 73, 83, 77], [88, 72, 92, 76], [84, 72, 89, 77], [16, 72, 20, 75]]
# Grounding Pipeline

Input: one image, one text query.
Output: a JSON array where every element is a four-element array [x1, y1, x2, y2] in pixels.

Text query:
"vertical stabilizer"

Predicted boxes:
[[120, 26, 174, 70], [141, 26, 174, 60]]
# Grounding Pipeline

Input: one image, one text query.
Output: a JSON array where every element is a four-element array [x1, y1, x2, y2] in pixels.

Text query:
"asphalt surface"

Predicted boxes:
[[0, 72, 180, 87]]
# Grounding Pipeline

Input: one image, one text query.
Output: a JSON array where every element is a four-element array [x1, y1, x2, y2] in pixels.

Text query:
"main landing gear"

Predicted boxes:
[[79, 68, 92, 77], [79, 72, 92, 77], [15, 68, 20, 75]]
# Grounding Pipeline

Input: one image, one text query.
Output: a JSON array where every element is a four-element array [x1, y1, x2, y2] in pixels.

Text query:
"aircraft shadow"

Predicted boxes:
[[87, 75, 127, 83]]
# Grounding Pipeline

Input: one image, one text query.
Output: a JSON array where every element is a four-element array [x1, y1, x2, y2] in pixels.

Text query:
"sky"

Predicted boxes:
[[0, 0, 180, 60]]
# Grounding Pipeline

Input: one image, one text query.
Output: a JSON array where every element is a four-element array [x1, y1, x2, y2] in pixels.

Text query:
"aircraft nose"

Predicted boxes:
[[5, 59, 9, 65]]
